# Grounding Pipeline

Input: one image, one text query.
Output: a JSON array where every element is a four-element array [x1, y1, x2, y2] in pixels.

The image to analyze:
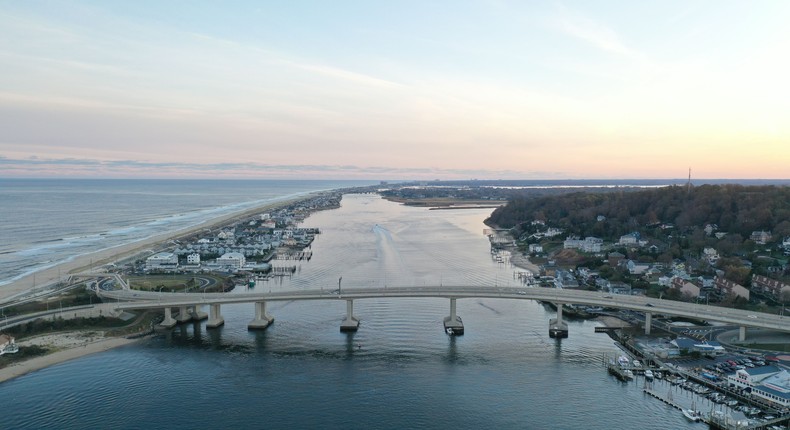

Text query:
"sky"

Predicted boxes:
[[1, 1, 789, 180]]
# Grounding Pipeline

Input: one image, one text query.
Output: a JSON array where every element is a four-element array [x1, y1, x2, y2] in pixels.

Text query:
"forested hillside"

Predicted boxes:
[[486, 185, 790, 241]]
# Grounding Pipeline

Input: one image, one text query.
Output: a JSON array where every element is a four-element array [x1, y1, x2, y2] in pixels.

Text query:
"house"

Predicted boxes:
[[0, 334, 18, 355], [216, 252, 246, 269], [702, 247, 719, 264], [626, 260, 651, 275], [671, 277, 700, 299], [596, 215, 606, 222], [609, 282, 631, 295], [750, 230, 772, 244], [145, 252, 178, 271], [528, 244, 543, 253], [714, 276, 750, 300], [704, 224, 718, 236], [751, 275, 790, 299], [186, 253, 201, 265], [608, 252, 625, 267], [618, 233, 639, 246]]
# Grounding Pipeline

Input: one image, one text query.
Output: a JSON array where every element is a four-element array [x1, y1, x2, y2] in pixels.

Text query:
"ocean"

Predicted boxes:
[[0, 180, 702, 429]]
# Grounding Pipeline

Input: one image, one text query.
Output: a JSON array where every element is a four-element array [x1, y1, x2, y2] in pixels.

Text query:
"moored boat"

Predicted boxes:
[[682, 409, 702, 422], [644, 370, 654, 380]]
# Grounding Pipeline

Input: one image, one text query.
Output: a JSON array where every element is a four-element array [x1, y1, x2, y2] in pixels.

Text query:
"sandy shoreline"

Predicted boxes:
[[0, 194, 319, 383], [0, 334, 142, 384], [0, 195, 310, 303]]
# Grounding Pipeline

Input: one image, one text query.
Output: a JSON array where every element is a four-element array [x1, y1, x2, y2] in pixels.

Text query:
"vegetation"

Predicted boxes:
[[487, 184, 790, 240]]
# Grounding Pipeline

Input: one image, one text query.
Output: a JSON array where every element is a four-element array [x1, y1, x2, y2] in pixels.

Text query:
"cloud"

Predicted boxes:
[[555, 5, 640, 58], [0, 156, 564, 180]]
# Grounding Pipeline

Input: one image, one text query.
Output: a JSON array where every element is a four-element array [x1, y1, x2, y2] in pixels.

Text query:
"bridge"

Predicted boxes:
[[99, 285, 790, 340]]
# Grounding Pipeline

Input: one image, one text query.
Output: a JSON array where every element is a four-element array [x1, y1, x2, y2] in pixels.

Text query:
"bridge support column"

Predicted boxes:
[[175, 306, 192, 323], [248, 301, 274, 330], [340, 299, 360, 332], [191, 305, 207, 321], [645, 312, 652, 335], [549, 303, 568, 338], [206, 304, 224, 328], [159, 307, 177, 328], [443, 298, 464, 335], [739, 326, 746, 341]]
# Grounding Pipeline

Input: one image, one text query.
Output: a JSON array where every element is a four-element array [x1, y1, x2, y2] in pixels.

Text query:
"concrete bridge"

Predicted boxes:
[[98, 285, 790, 340]]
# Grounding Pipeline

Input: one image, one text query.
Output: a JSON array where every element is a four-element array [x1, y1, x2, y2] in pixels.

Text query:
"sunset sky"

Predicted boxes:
[[1, 1, 788, 179]]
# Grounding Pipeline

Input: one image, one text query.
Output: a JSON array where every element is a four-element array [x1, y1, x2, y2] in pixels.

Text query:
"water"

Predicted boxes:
[[0, 185, 701, 429], [0, 179, 371, 287]]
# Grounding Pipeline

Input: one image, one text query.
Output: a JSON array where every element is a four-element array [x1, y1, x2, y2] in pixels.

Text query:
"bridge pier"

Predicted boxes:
[[549, 303, 568, 338], [206, 304, 224, 328], [739, 326, 746, 341], [190, 305, 208, 321], [443, 298, 464, 335], [248, 301, 274, 330], [645, 312, 652, 335], [340, 299, 360, 332], [175, 306, 192, 323], [159, 307, 177, 328]]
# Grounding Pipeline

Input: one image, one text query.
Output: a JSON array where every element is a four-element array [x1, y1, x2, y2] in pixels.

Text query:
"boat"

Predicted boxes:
[[654, 371, 662, 379], [623, 370, 634, 380], [632, 360, 642, 367], [682, 408, 702, 422], [644, 370, 654, 380], [617, 356, 630, 367]]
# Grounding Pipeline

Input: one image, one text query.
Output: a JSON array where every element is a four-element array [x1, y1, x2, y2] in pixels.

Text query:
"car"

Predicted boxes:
[[747, 315, 758, 319], [603, 295, 613, 298], [645, 303, 655, 307], [517, 291, 527, 295]]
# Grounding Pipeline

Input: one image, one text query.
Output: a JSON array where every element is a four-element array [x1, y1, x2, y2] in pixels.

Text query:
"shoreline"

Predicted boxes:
[[0, 194, 318, 303], [0, 335, 143, 384], [0, 191, 340, 383]]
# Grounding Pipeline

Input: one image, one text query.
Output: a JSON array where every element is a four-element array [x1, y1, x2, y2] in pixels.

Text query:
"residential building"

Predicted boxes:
[[186, 253, 201, 265], [618, 233, 639, 246], [671, 277, 700, 299], [714, 276, 750, 300], [750, 230, 772, 244], [751, 275, 790, 300], [145, 252, 178, 270], [528, 244, 543, 253], [216, 252, 246, 269]]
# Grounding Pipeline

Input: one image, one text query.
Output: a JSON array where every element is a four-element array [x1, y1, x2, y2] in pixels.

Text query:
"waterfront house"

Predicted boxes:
[[145, 252, 178, 271], [0, 334, 17, 355], [216, 252, 246, 269]]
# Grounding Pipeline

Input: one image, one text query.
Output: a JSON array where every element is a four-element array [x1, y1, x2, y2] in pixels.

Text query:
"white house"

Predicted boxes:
[[0, 334, 18, 355], [618, 233, 639, 246], [145, 252, 178, 270], [187, 253, 201, 265], [528, 244, 543, 253], [217, 252, 246, 269]]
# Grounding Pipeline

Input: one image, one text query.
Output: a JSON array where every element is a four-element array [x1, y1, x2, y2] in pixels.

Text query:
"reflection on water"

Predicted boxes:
[[0, 194, 701, 429]]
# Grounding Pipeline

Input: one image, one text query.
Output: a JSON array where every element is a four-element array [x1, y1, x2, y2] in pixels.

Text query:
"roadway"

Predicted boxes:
[[99, 285, 790, 333]]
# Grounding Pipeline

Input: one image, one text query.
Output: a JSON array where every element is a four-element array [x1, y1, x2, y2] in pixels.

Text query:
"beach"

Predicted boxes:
[[0, 195, 311, 383], [0, 333, 141, 384], [0, 195, 307, 303]]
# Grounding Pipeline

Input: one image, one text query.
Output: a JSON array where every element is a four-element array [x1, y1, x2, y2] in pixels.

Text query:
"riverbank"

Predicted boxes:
[[0, 194, 314, 303], [0, 332, 142, 384]]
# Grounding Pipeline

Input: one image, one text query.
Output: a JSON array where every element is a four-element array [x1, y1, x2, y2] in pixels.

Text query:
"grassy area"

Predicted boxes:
[[128, 274, 213, 292]]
